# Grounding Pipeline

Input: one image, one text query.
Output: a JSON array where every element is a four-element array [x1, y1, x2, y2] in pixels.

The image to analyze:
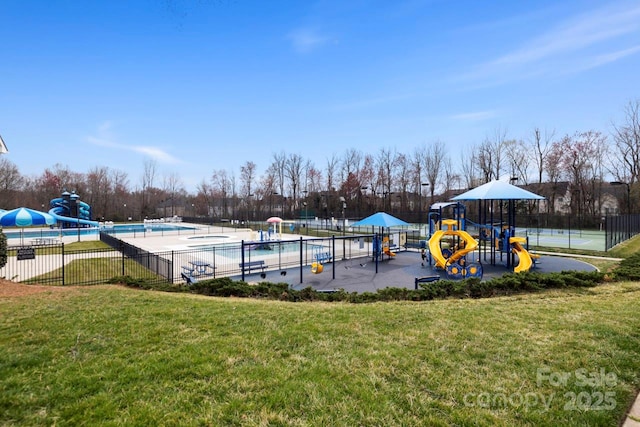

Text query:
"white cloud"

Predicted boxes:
[[461, 2, 640, 85], [87, 122, 181, 164], [580, 44, 640, 71], [288, 28, 330, 53], [449, 110, 498, 121]]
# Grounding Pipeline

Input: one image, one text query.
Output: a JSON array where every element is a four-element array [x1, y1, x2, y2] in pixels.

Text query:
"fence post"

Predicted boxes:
[[121, 242, 125, 276], [61, 243, 65, 286], [299, 237, 303, 284], [332, 235, 336, 280], [171, 251, 175, 284], [241, 240, 245, 282]]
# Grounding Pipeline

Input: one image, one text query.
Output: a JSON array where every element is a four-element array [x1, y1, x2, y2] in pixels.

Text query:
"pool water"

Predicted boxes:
[[103, 223, 195, 233]]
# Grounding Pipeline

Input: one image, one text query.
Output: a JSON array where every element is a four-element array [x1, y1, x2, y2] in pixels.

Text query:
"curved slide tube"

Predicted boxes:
[[428, 229, 478, 270], [49, 208, 99, 227], [428, 230, 447, 269], [510, 237, 533, 273]]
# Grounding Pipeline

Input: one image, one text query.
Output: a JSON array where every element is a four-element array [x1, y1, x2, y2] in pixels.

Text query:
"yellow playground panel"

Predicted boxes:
[[428, 219, 483, 279]]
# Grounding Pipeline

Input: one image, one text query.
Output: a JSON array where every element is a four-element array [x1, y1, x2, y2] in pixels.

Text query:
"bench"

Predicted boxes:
[[314, 252, 333, 263], [239, 260, 267, 273], [181, 272, 199, 285], [414, 275, 441, 289]]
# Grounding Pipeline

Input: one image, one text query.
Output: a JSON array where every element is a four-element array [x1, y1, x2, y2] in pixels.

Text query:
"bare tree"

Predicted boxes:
[[211, 169, 231, 218], [460, 145, 480, 190], [424, 141, 447, 203], [504, 139, 531, 185], [285, 153, 303, 203], [162, 172, 185, 217], [377, 147, 396, 195], [195, 179, 214, 217], [340, 148, 363, 186], [240, 161, 257, 198], [544, 140, 565, 213], [271, 151, 287, 197], [140, 159, 157, 217], [325, 154, 339, 193], [558, 131, 607, 217], [85, 166, 112, 220], [477, 127, 508, 182], [611, 99, 640, 210], [530, 127, 555, 187], [0, 157, 23, 208], [395, 153, 410, 212]]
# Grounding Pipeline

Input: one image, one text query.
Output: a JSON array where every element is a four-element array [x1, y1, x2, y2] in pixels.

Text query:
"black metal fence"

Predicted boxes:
[[100, 232, 173, 282], [0, 243, 136, 286], [605, 214, 640, 251], [2, 230, 414, 286]]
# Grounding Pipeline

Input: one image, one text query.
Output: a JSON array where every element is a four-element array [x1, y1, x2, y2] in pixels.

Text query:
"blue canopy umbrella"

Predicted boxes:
[[0, 207, 56, 227], [352, 212, 410, 269], [351, 212, 410, 227], [451, 180, 544, 201]]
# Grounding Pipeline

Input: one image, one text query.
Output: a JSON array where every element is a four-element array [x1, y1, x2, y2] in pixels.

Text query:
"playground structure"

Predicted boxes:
[[427, 181, 544, 277], [427, 205, 483, 279], [48, 190, 98, 228]]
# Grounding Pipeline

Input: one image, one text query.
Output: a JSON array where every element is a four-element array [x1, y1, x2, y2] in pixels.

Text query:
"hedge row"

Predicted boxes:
[[611, 251, 640, 281], [112, 269, 606, 303]]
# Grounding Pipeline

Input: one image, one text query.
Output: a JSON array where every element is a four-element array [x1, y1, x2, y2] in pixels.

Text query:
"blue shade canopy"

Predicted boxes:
[[0, 207, 56, 227], [351, 212, 410, 227], [451, 180, 545, 201]]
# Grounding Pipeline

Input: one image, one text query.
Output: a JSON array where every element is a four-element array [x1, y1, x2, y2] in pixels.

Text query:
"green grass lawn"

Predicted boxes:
[[1, 283, 640, 426]]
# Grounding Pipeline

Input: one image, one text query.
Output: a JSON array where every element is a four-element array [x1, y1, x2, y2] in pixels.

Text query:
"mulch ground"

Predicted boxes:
[[0, 278, 75, 298]]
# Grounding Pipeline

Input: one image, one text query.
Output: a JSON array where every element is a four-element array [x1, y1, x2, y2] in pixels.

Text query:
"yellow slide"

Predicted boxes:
[[447, 230, 478, 264], [382, 237, 396, 257], [428, 229, 478, 269], [510, 237, 533, 273], [428, 230, 447, 269]]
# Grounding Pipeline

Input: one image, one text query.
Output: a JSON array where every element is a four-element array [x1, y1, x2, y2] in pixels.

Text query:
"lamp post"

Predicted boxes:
[[339, 196, 347, 260], [610, 181, 631, 214], [302, 190, 308, 230], [420, 182, 429, 225], [383, 191, 392, 211]]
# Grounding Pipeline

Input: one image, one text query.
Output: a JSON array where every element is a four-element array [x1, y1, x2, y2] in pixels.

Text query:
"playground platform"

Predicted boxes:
[[239, 250, 600, 293]]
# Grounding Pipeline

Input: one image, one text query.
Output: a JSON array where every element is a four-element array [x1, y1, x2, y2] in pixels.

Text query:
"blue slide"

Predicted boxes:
[[49, 207, 99, 227], [48, 191, 99, 227]]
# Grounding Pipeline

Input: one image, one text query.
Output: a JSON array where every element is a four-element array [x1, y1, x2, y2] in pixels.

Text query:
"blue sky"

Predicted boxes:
[[2, 0, 639, 191]]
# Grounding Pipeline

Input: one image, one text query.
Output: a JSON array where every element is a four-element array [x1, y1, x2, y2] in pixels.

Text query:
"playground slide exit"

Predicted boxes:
[[510, 237, 533, 273]]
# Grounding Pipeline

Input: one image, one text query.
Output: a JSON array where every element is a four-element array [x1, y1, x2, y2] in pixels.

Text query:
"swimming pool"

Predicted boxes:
[[102, 223, 196, 233], [3, 228, 98, 240]]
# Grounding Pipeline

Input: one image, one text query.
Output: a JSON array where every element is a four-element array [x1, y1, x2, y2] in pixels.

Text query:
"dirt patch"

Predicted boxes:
[[0, 279, 75, 298]]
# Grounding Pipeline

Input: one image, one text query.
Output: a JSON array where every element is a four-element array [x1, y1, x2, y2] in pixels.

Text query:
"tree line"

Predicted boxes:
[[1, 100, 638, 222]]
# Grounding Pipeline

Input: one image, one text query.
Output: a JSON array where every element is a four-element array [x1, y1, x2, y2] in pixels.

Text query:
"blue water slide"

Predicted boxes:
[[49, 207, 99, 227]]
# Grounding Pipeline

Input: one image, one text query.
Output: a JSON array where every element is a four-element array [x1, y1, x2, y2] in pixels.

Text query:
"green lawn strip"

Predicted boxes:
[[26, 258, 161, 286], [63, 241, 112, 251], [1, 284, 639, 425], [609, 234, 640, 258]]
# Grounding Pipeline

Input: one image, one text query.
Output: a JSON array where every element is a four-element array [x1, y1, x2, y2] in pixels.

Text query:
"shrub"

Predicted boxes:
[[612, 252, 640, 281], [109, 265, 609, 304]]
